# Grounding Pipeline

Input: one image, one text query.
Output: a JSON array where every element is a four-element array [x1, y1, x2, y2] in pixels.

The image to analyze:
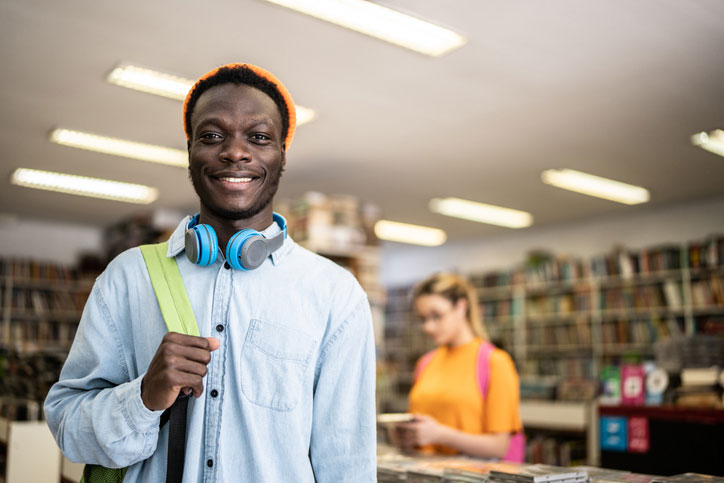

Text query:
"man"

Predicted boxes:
[[44, 63, 377, 482]]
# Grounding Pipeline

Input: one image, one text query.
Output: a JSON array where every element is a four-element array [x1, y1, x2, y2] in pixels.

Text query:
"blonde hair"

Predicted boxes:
[[412, 272, 488, 340]]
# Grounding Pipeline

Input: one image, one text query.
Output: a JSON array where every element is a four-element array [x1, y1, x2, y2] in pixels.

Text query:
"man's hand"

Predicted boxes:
[[141, 333, 220, 411]]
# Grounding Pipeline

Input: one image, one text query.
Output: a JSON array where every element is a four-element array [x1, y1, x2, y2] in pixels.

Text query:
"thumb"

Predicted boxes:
[[206, 337, 221, 351]]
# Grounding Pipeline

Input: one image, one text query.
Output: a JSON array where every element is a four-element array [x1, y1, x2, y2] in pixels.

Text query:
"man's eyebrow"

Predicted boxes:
[[195, 116, 277, 129]]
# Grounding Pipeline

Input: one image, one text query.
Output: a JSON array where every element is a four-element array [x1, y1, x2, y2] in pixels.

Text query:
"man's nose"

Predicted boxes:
[[220, 136, 251, 163]]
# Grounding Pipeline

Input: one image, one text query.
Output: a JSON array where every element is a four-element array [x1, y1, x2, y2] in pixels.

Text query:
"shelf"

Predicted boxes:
[[596, 269, 683, 287], [520, 400, 590, 431], [5, 309, 83, 321], [599, 343, 656, 355], [525, 345, 593, 355], [525, 311, 592, 323], [599, 307, 685, 319], [1, 276, 93, 291], [691, 305, 724, 315]]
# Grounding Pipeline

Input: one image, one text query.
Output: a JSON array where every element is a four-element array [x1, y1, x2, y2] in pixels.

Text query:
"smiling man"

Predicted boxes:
[[44, 64, 377, 482]]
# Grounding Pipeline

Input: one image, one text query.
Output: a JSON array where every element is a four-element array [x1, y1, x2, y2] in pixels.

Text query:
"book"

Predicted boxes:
[[489, 464, 587, 483]]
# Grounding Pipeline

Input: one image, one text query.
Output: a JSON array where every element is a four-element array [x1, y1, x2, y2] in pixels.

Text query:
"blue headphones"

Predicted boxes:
[[185, 213, 287, 270]]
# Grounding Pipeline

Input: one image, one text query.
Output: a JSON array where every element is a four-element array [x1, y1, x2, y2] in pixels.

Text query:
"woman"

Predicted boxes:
[[394, 272, 524, 460]]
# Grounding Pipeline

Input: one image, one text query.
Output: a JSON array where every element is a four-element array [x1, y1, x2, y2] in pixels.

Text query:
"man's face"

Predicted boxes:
[[188, 83, 286, 224]]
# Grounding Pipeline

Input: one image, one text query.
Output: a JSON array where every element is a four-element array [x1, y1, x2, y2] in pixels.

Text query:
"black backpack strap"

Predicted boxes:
[[164, 392, 191, 483]]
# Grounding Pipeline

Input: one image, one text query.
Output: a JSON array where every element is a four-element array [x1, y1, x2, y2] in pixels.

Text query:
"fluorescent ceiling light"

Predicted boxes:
[[263, 0, 466, 57], [429, 197, 533, 229], [374, 220, 446, 246], [10, 168, 158, 204], [107, 64, 191, 101], [50, 128, 188, 167], [107, 64, 316, 125], [691, 129, 724, 158], [541, 168, 650, 205]]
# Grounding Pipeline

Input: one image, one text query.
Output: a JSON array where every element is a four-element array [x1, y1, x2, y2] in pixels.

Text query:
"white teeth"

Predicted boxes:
[[219, 177, 253, 183]]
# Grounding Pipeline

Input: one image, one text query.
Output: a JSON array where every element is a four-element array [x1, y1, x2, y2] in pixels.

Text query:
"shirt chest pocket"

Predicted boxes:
[[240, 319, 317, 411]]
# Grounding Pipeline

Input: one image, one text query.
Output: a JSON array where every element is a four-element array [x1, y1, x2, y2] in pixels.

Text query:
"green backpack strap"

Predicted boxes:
[[81, 242, 199, 483], [139, 242, 199, 337]]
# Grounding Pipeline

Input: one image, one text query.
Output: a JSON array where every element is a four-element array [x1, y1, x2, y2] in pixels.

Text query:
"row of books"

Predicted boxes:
[[523, 252, 587, 285], [0, 257, 75, 281], [599, 283, 682, 311], [470, 270, 525, 289], [5, 320, 78, 350], [688, 235, 724, 269], [3, 287, 87, 314], [590, 246, 682, 279], [600, 317, 668, 346], [690, 275, 724, 307], [526, 292, 592, 317], [481, 299, 521, 321], [522, 357, 596, 381], [526, 319, 593, 348], [471, 236, 723, 293]]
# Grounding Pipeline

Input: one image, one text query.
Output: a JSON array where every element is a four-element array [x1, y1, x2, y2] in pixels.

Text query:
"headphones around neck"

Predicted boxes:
[[185, 213, 287, 271]]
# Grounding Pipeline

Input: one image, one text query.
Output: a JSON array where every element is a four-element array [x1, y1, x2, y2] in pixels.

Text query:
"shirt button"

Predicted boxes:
[[207, 459, 213, 468], [216, 324, 224, 332], [210, 389, 219, 398], [224, 261, 230, 270]]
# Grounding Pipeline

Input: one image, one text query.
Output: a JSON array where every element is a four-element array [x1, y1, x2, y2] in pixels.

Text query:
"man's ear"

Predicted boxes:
[[280, 148, 287, 173], [187, 139, 192, 153]]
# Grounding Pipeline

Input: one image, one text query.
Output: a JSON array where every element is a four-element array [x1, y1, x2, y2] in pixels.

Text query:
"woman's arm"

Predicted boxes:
[[396, 414, 511, 459]]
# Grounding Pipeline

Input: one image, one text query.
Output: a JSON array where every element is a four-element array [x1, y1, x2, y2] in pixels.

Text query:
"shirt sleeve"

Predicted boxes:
[[309, 296, 377, 482], [44, 276, 164, 468], [483, 348, 523, 434]]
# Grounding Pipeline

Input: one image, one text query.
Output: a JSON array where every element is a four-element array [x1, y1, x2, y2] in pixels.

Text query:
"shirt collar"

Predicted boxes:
[[166, 215, 293, 266]]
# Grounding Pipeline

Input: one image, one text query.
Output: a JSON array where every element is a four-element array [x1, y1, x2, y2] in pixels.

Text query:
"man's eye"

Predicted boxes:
[[200, 133, 222, 141], [251, 133, 270, 141]]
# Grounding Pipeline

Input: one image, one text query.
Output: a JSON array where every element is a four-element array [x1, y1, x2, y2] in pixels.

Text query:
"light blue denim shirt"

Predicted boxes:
[[44, 216, 377, 482]]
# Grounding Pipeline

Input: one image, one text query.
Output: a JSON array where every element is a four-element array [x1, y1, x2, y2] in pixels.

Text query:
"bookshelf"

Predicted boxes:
[[0, 257, 95, 483], [378, 234, 723, 465]]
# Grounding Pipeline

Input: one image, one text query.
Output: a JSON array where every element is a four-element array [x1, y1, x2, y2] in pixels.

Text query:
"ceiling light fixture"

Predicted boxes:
[[541, 168, 650, 205], [50, 128, 188, 167], [691, 130, 724, 158], [429, 197, 533, 229], [263, 0, 466, 57], [107, 64, 316, 125], [374, 220, 447, 246], [10, 168, 158, 204]]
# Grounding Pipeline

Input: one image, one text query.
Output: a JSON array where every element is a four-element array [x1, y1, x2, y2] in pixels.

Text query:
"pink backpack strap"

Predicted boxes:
[[476, 341, 496, 398], [413, 350, 437, 382], [477, 340, 526, 462]]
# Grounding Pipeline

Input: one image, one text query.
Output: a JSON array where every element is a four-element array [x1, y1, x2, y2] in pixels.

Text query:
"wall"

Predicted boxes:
[[379, 194, 724, 288], [0, 216, 103, 266]]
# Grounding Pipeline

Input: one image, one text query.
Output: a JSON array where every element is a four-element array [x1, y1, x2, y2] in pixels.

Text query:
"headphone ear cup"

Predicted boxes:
[[186, 224, 218, 266], [226, 229, 259, 270]]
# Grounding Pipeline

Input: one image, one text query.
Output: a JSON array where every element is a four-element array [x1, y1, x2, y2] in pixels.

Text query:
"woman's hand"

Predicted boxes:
[[396, 414, 444, 449]]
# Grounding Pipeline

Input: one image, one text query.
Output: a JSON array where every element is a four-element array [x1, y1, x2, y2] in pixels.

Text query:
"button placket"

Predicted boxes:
[[203, 264, 232, 482]]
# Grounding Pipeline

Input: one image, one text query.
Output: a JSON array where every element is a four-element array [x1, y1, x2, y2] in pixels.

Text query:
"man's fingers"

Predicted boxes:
[[163, 332, 215, 350], [206, 337, 220, 351]]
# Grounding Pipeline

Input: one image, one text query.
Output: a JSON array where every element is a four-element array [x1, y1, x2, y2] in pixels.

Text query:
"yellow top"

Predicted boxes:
[[408, 338, 522, 454]]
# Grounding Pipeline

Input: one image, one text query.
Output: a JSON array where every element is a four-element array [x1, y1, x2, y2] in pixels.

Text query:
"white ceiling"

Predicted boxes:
[[2, 0, 723, 241]]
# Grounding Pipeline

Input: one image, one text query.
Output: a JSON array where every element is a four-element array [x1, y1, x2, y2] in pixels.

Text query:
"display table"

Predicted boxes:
[[377, 444, 723, 482]]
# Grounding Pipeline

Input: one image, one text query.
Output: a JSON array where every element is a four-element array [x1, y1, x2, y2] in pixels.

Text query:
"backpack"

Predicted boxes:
[[81, 242, 198, 483], [414, 340, 526, 462]]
